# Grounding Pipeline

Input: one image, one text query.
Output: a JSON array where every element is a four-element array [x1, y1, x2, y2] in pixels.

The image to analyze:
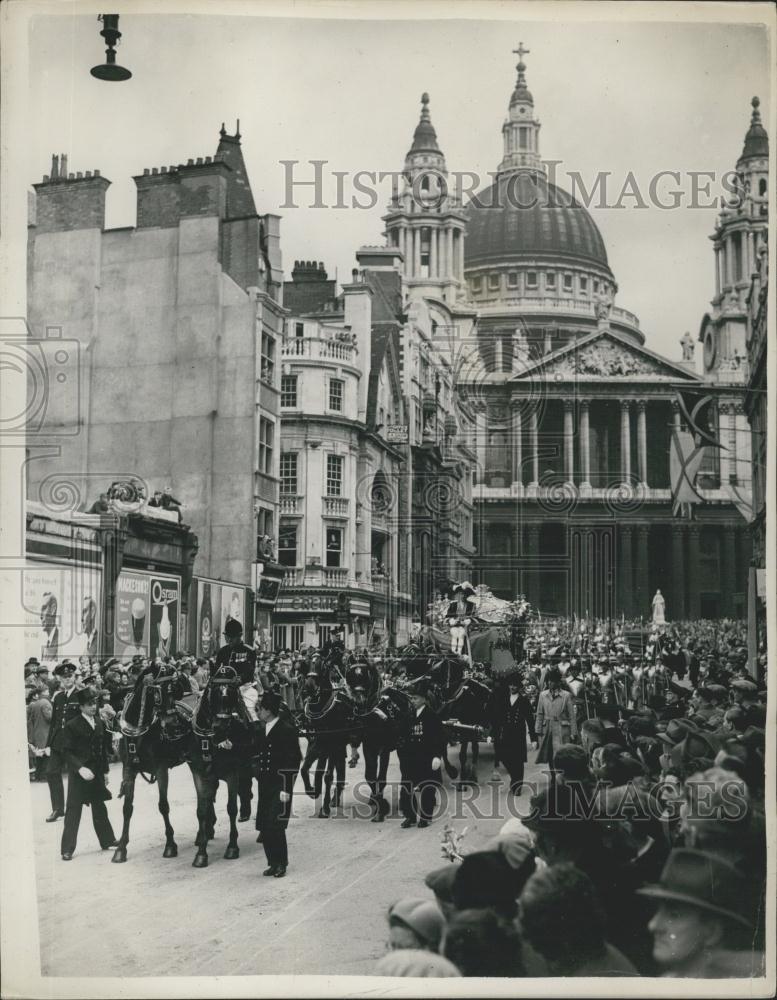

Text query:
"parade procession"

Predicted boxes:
[[3, 4, 773, 993]]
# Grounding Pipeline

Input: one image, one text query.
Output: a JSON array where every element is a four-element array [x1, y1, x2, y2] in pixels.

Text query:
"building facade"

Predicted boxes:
[[26, 126, 284, 640], [372, 55, 755, 621], [272, 267, 412, 648]]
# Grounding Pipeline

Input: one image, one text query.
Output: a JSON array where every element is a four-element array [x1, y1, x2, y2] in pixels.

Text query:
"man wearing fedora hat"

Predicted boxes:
[[43, 662, 82, 822], [640, 848, 763, 977]]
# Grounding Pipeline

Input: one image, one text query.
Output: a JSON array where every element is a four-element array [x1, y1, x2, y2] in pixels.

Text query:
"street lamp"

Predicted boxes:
[[90, 14, 132, 81]]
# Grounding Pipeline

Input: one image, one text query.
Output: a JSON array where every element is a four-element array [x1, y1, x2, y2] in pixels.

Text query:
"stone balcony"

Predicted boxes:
[[322, 496, 349, 518], [474, 483, 735, 504], [282, 336, 356, 365], [279, 495, 302, 515], [281, 566, 399, 595]]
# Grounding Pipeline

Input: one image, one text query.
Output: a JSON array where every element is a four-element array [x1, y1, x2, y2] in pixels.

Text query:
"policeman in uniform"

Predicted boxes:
[[398, 678, 445, 828], [44, 662, 81, 822], [254, 691, 301, 877], [215, 617, 257, 821], [60, 687, 117, 860]]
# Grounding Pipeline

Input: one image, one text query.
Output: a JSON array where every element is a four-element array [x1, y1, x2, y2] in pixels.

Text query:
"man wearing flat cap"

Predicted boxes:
[[43, 662, 82, 822], [60, 687, 117, 860], [254, 690, 301, 877]]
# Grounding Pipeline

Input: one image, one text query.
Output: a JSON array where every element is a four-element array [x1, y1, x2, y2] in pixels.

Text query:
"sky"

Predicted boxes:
[[27, 6, 771, 363]]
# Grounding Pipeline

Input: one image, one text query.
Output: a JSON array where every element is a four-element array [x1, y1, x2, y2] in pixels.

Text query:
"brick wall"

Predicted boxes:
[[32, 176, 110, 233]]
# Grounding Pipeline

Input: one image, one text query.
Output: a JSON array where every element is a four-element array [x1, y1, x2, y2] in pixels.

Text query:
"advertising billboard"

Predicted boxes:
[[115, 570, 181, 659], [192, 578, 247, 658], [23, 560, 103, 664]]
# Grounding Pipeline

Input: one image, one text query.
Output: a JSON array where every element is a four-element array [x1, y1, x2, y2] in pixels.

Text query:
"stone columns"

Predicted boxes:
[[672, 525, 686, 619], [719, 403, 731, 483], [635, 524, 650, 619], [564, 399, 575, 483], [511, 404, 523, 487], [722, 527, 736, 616], [714, 246, 721, 297], [637, 400, 648, 485], [494, 335, 503, 372], [447, 229, 454, 280], [529, 409, 539, 489], [413, 229, 421, 277], [513, 524, 523, 596], [457, 230, 465, 280], [429, 228, 437, 278], [619, 525, 633, 617], [620, 400, 632, 482], [688, 525, 701, 619], [526, 524, 540, 604], [671, 399, 682, 434], [579, 399, 591, 488]]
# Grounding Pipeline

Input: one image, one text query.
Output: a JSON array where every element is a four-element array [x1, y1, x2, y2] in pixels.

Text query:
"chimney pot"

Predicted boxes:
[[152, 167, 159, 175], [85, 170, 92, 178], [205, 155, 212, 164], [68, 173, 74, 180], [50, 154, 59, 179], [94, 169, 100, 177], [43, 175, 50, 182], [76, 171, 83, 179], [144, 168, 150, 175], [196, 157, 203, 165], [187, 158, 194, 166], [161, 166, 167, 174]]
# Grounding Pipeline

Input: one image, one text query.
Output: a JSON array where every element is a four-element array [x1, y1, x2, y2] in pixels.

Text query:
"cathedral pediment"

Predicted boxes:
[[511, 331, 701, 382]]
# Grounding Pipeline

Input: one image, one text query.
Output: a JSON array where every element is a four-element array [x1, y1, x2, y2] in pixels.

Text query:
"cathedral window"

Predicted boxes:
[[580, 276, 588, 293], [471, 276, 482, 292], [488, 274, 500, 290], [563, 273, 573, 292], [759, 178, 766, 196], [507, 272, 518, 288], [593, 280, 599, 292], [526, 271, 538, 289], [545, 272, 556, 289], [519, 128, 528, 150]]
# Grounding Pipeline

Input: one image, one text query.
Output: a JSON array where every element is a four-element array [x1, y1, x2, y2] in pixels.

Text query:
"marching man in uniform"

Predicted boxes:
[[398, 678, 445, 829], [254, 690, 301, 878], [59, 687, 117, 860]]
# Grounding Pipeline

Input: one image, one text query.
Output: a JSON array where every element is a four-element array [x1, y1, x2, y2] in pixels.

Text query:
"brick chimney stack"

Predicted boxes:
[[32, 155, 110, 233]]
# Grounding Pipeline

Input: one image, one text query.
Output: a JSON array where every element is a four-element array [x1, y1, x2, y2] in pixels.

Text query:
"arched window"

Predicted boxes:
[[759, 178, 767, 197]]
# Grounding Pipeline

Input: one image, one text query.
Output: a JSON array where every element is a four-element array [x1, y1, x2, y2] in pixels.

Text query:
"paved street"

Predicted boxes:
[[33, 745, 545, 978]]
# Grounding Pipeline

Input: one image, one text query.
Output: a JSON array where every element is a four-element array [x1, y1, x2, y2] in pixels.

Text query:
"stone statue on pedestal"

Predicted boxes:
[[651, 589, 666, 625]]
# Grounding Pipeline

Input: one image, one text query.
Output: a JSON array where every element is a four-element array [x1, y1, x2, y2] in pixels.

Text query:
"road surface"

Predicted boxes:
[[32, 745, 546, 978]]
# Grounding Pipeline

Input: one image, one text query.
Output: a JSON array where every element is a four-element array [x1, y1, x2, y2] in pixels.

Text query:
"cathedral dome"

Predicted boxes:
[[465, 171, 612, 273]]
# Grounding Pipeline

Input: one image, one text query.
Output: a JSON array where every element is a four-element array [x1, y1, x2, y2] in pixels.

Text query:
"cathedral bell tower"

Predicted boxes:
[[702, 96, 769, 377], [498, 43, 543, 176], [383, 93, 468, 306]]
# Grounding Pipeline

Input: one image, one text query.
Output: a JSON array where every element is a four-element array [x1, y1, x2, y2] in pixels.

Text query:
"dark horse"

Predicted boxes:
[[439, 674, 492, 786], [348, 669, 416, 822], [112, 662, 196, 864], [188, 665, 257, 868], [299, 664, 353, 817]]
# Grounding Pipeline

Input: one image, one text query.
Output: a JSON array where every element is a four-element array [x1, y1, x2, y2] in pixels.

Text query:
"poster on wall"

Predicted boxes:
[[193, 579, 246, 658], [115, 570, 180, 660], [23, 560, 103, 664]]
